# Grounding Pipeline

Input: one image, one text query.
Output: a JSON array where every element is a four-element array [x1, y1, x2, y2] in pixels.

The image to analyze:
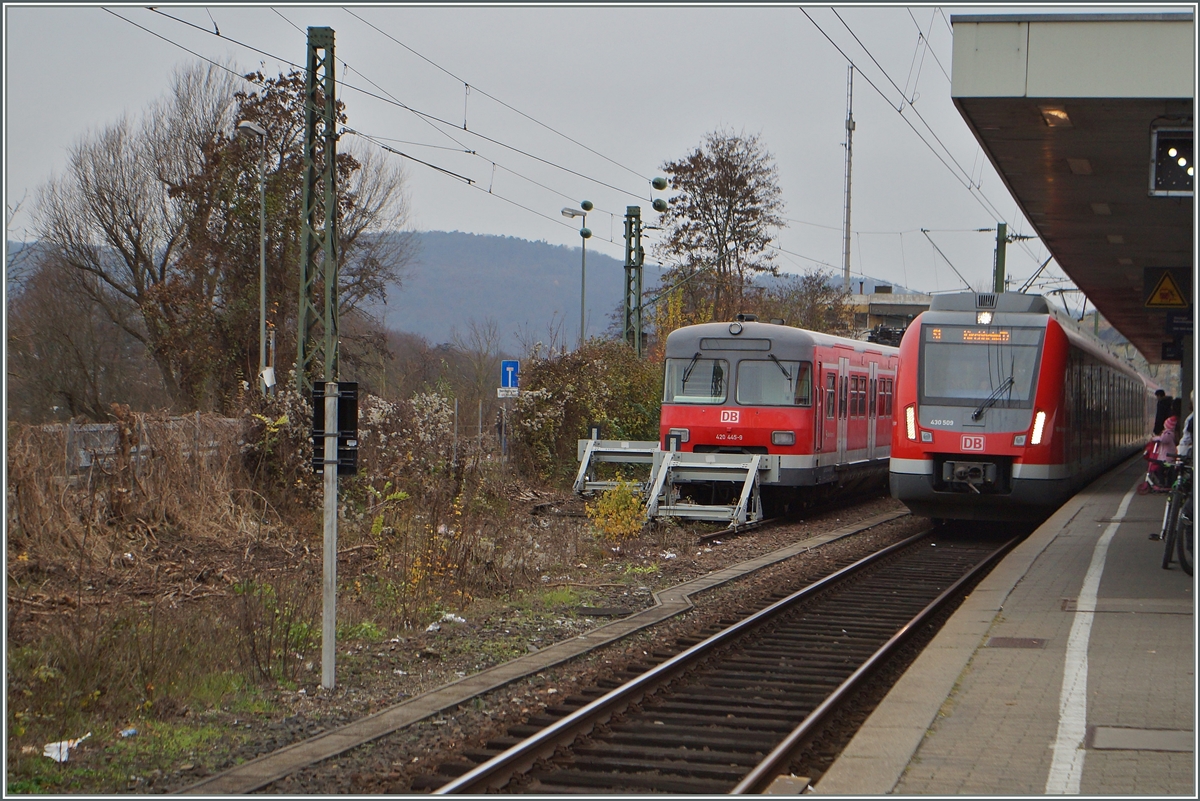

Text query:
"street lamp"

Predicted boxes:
[[562, 201, 593, 347], [237, 120, 272, 394]]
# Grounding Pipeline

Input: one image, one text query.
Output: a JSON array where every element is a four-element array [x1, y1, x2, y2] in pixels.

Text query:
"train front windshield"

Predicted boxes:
[[664, 356, 729, 404], [919, 324, 1044, 407], [736, 360, 812, 406]]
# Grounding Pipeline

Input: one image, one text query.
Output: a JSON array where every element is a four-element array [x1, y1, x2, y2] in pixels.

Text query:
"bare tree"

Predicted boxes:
[[32, 64, 239, 408], [655, 129, 786, 324], [6, 254, 169, 422], [451, 317, 503, 425], [754, 272, 854, 336], [31, 63, 416, 413]]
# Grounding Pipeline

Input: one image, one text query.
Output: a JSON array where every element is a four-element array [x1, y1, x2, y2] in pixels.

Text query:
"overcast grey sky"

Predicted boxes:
[[3, 3, 1181, 309]]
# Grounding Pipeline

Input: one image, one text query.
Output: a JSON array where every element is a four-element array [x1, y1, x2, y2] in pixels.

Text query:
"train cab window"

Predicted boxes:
[[664, 356, 729, 404], [918, 325, 1045, 408], [736, 360, 812, 406]]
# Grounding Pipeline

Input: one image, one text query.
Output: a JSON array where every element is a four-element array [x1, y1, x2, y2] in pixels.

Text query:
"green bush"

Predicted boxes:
[[586, 476, 646, 545], [511, 339, 662, 485]]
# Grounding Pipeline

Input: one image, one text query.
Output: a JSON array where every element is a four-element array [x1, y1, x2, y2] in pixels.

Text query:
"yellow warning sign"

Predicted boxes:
[[1145, 271, 1189, 308]]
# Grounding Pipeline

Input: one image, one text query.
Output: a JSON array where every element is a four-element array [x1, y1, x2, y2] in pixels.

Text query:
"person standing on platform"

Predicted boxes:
[[1153, 389, 1174, 435], [1178, 391, 1193, 459]]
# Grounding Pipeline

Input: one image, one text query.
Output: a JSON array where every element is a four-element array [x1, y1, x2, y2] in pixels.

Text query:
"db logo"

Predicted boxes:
[[720, 410, 740, 424], [961, 435, 985, 451]]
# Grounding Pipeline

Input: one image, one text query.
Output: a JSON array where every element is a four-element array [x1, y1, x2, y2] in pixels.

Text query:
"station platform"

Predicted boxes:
[[816, 455, 1195, 795]]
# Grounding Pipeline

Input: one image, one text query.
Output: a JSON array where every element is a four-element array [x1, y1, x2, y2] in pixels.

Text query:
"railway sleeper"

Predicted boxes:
[[650, 698, 816, 717], [572, 743, 761, 765], [553, 756, 748, 781], [619, 712, 797, 732], [668, 686, 828, 706], [695, 674, 845, 691], [719, 653, 863, 670], [603, 727, 782, 751], [706, 661, 867, 678], [434, 759, 478, 777], [529, 768, 738, 793]]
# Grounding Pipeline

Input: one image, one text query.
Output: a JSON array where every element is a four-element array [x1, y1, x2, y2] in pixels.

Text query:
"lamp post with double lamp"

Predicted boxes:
[[236, 120, 272, 395], [561, 201, 593, 348]]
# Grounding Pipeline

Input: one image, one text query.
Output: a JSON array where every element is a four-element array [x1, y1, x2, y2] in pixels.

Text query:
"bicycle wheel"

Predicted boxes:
[[1162, 490, 1181, 569], [1177, 497, 1192, 576]]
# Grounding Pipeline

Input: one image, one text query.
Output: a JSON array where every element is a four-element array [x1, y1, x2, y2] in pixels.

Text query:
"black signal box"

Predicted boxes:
[[311, 381, 358, 476]]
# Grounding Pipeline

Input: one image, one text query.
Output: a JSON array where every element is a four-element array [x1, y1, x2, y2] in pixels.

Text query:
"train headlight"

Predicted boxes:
[[672, 424, 691, 450], [771, 430, 795, 446], [905, 405, 917, 441], [977, 311, 993, 325], [1013, 434, 1027, 447], [1030, 411, 1047, 445]]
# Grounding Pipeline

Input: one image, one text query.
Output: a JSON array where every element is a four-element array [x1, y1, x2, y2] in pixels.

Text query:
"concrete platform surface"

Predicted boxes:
[[816, 457, 1195, 795]]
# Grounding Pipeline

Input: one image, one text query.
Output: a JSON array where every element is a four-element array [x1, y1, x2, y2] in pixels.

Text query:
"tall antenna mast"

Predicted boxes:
[[842, 65, 855, 293]]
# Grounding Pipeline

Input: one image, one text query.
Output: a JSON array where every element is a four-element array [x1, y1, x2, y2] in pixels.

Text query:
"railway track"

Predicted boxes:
[[427, 526, 1017, 794]]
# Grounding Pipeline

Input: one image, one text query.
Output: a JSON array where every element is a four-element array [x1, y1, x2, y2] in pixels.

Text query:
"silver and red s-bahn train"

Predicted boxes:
[[890, 292, 1155, 521], [658, 316, 899, 513]]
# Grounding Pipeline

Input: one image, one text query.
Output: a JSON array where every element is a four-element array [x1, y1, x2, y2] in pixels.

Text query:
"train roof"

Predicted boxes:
[[663, 320, 898, 356], [920, 291, 1149, 382]]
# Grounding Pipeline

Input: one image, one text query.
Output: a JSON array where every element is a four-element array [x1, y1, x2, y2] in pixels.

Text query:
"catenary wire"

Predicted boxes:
[[143, 6, 652, 201], [341, 7, 650, 183], [806, 7, 1071, 289], [102, 8, 632, 256]]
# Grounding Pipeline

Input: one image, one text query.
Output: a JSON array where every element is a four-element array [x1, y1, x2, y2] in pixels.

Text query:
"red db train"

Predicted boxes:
[[890, 292, 1154, 521], [658, 316, 899, 513]]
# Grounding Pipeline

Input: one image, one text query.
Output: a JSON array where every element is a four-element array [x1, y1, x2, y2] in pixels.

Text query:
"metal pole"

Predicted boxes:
[[258, 148, 268, 395], [994, 222, 1007, 293], [321, 382, 338, 690], [842, 66, 855, 292], [580, 214, 587, 348]]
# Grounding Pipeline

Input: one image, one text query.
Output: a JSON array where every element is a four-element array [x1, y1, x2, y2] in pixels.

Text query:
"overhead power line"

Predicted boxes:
[[102, 7, 634, 258], [803, 7, 1052, 274], [341, 7, 650, 183], [142, 6, 652, 202]]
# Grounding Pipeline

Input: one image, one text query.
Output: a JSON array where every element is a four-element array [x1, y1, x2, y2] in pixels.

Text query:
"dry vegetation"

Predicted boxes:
[[4, 343, 677, 793]]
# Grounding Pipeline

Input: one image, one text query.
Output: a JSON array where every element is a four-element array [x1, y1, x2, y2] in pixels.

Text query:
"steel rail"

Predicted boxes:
[[433, 527, 935, 794], [730, 533, 1020, 793]]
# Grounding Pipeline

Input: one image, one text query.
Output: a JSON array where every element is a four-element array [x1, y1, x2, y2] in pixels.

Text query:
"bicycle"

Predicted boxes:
[[1159, 458, 1192, 574]]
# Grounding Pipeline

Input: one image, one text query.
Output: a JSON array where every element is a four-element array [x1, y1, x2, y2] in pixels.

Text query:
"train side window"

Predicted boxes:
[[825, 373, 837, 418], [795, 362, 813, 406], [886, 378, 893, 416], [870, 378, 877, 417], [839, 376, 848, 418]]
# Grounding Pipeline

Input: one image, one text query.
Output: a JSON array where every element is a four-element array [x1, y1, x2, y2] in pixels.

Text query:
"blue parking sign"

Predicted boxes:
[[501, 360, 519, 388]]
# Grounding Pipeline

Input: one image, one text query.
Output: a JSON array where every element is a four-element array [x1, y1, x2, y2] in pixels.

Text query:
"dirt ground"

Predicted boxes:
[[7, 486, 918, 794]]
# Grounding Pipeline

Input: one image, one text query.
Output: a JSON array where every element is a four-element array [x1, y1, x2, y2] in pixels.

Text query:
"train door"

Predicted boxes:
[[837, 356, 849, 463], [820, 363, 838, 464], [867, 361, 878, 460]]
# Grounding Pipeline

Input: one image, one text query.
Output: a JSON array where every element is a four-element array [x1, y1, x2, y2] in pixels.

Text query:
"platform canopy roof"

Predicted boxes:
[[951, 13, 1194, 363]]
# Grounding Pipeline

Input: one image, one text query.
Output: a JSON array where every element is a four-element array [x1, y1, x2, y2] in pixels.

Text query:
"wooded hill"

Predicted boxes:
[[364, 231, 664, 351]]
